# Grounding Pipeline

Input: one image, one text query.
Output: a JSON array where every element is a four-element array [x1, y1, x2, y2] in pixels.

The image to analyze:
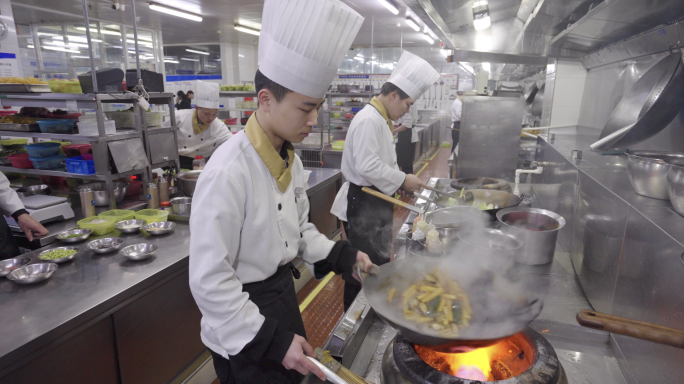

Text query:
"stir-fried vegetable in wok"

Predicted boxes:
[[387, 268, 472, 336]]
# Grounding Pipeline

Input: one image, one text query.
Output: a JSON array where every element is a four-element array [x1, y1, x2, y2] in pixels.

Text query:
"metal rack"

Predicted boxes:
[[218, 91, 257, 132], [0, 92, 179, 208]]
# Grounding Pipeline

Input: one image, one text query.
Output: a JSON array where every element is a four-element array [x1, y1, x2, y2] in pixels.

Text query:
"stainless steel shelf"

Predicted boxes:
[[219, 91, 257, 98], [0, 130, 141, 142], [0, 166, 147, 180], [294, 144, 324, 150], [220, 108, 256, 112], [327, 92, 377, 98], [0, 92, 175, 109]]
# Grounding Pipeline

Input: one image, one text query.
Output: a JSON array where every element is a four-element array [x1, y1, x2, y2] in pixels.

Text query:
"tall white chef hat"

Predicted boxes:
[[387, 51, 441, 100], [258, 0, 364, 98], [194, 81, 220, 109]]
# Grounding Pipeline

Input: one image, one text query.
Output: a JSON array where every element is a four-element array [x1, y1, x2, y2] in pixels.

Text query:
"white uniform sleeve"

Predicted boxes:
[[400, 111, 413, 129], [352, 117, 406, 196], [188, 168, 265, 356], [293, 158, 335, 265], [0, 173, 24, 217]]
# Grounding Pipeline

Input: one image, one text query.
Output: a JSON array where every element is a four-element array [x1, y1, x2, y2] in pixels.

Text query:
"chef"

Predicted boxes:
[[451, 93, 462, 155], [394, 103, 419, 174], [166, 81, 232, 169], [331, 50, 440, 309], [0, 173, 49, 259], [188, 1, 369, 383]]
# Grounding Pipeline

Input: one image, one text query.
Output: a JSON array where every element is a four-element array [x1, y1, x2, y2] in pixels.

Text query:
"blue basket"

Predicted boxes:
[[29, 154, 66, 170], [37, 119, 75, 134], [65, 156, 95, 175], [351, 107, 363, 113], [24, 142, 61, 158]]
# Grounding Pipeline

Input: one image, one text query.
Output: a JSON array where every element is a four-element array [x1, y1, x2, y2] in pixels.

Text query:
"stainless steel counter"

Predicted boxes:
[[0, 167, 343, 382]]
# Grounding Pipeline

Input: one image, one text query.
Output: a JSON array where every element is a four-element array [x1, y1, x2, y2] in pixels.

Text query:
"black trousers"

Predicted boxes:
[[396, 129, 414, 174], [343, 183, 394, 310], [451, 121, 460, 155], [0, 217, 20, 260], [210, 264, 305, 384]]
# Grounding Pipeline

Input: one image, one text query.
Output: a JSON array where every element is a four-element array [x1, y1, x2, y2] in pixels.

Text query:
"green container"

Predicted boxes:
[[134, 209, 169, 224], [98, 209, 135, 224], [78, 216, 116, 236]]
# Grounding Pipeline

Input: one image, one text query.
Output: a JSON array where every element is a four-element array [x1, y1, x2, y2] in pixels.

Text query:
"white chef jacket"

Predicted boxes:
[[400, 104, 420, 143], [189, 129, 335, 359], [331, 103, 406, 221], [451, 98, 462, 123], [164, 109, 232, 158], [0, 173, 24, 217]]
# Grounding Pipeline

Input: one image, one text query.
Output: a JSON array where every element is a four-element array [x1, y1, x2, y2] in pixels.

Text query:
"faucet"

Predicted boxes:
[[514, 166, 544, 196]]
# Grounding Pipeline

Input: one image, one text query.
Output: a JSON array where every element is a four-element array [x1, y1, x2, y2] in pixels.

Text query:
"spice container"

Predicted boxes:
[[410, 229, 426, 251], [412, 214, 422, 233], [158, 177, 170, 202], [79, 186, 96, 218], [147, 182, 159, 209], [426, 229, 442, 254], [193, 156, 205, 170], [160, 201, 172, 212]]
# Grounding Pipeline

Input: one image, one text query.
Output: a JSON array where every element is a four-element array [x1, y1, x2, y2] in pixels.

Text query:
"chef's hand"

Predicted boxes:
[[353, 251, 375, 283], [402, 174, 427, 193], [282, 335, 326, 381], [17, 214, 49, 241]]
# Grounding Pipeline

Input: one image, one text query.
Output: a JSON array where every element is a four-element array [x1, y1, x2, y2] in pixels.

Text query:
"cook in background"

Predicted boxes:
[[0, 173, 49, 260], [331, 50, 440, 309], [164, 81, 231, 169], [394, 103, 419, 174], [187, 90, 194, 103], [451, 93, 462, 156], [188, 1, 370, 383], [175, 90, 192, 110]]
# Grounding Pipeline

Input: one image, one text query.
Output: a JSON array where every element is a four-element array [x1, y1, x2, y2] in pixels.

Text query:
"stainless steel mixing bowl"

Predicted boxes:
[[16, 184, 51, 197], [56, 229, 92, 243], [77, 182, 129, 206], [38, 246, 79, 264], [143, 221, 176, 235], [120, 243, 158, 261], [666, 159, 684, 216], [0, 257, 31, 277], [87, 238, 125, 254], [170, 197, 192, 216], [7, 263, 58, 284], [115, 219, 146, 234], [175, 171, 201, 197], [626, 150, 684, 200]]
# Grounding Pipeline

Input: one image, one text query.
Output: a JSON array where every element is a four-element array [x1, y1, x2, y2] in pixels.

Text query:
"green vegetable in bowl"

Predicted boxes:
[[40, 249, 77, 260]]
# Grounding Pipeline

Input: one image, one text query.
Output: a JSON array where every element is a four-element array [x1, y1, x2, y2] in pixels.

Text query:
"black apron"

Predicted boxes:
[[0, 216, 20, 260], [451, 121, 461, 155], [396, 129, 413, 174], [211, 263, 306, 384], [343, 183, 394, 309]]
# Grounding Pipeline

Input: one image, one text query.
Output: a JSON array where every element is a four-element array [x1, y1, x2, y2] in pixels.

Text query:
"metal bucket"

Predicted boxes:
[[496, 207, 565, 265], [176, 170, 201, 197]]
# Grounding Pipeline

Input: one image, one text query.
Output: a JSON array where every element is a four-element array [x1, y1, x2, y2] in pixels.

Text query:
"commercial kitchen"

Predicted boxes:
[[1, 0, 684, 383]]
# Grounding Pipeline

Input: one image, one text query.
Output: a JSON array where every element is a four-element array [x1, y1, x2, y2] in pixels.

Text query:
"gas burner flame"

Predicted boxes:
[[456, 365, 487, 381]]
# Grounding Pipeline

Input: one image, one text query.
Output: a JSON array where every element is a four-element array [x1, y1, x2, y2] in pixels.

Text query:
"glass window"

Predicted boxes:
[[163, 45, 221, 76], [125, 28, 157, 72], [17, 24, 39, 79]]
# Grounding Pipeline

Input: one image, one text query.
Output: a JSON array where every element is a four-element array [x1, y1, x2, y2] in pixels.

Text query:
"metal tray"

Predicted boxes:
[[0, 123, 40, 132], [0, 83, 51, 93]]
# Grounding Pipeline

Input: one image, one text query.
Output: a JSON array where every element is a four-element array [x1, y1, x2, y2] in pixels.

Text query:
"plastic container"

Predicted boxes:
[[65, 156, 95, 175], [331, 140, 345, 151], [48, 80, 83, 94], [37, 119, 76, 134], [225, 118, 238, 125], [8, 153, 33, 169], [193, 156, 206, 170], [105, 111, 163, 128], [134, 209, 169, 224], [98, 209, 136, 223], [77, 216, 116, 236], [0, 139, 28, 151], [24, 142, 61, 158], [63, 144, 92, 158], [30, 154, 66, 170], [77, 120, 116, 136]]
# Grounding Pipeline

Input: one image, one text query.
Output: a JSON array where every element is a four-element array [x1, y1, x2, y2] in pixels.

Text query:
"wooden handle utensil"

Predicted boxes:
[[577, 310, 684, 349], [361, 187, 424, 214]]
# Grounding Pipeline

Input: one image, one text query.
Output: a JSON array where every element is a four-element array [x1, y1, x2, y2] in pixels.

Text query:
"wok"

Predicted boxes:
[[432, 189, 524, 220], [357, 258, 543, 352], [593, 48, 684, 150]]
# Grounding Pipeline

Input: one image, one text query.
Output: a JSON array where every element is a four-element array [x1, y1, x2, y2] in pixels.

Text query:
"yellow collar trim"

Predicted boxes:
[[192, 110, 211, 135], [370, 97, 393, 133], [245, 114, 294, 193]]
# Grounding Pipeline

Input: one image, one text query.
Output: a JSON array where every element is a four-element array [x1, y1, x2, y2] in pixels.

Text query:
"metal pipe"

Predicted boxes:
[[81, 0, 98, 94], [130, 0, 142, 82], [370, 15, 374, 76]]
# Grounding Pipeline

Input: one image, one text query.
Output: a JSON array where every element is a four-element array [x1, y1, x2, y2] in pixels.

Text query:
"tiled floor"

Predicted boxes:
[[298, 146, 452, 348]]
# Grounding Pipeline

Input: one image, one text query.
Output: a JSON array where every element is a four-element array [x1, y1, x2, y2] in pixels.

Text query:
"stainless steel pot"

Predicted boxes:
[[77, 182, 129, 206], [170, 197, 192, 216], [337, 84, 360, 93], [666, 160, 684, 216], [176, 171, 201, 197], [626, 150, 684, 200], [496, 207, 565, 265], [424, 206, 483, 247]]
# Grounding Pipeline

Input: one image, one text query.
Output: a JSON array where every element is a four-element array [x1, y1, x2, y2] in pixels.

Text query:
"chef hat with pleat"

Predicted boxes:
[[258, 0, 364, 98], [388, 51, 441, 100], [194, 81, 220, 109]]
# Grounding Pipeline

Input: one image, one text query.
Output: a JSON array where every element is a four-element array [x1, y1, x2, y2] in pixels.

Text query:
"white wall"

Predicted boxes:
[[550, 60, 587, 126]]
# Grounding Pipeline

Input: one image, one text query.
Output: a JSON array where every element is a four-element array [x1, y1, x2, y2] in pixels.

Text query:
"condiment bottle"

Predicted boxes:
[[193, 156, 206, 170], [160, 201, 171, 212], [412, 214, 422, 233], [417, 220, 429, 234], [411, 229, 425, 252], [147, 182, 160, 209], [427, 229, 442, 254], [158, 177, 170, 202], [79, 186, 96, 218]]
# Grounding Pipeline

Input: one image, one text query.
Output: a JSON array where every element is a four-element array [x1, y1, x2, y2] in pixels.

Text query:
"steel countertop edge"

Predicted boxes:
[[0, 168, 341, 374]]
